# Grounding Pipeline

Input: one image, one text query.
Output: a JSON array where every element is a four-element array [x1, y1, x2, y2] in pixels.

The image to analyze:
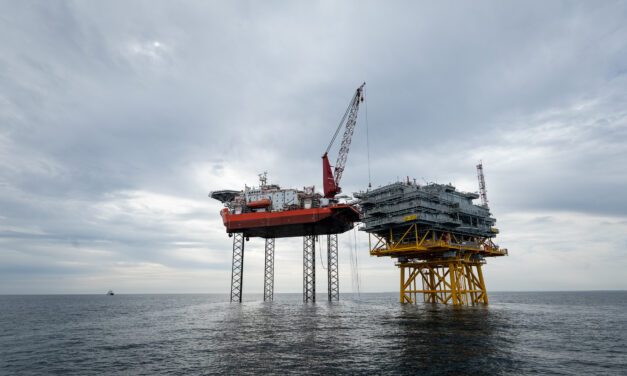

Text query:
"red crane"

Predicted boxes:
[[322, 83, 366, 199]]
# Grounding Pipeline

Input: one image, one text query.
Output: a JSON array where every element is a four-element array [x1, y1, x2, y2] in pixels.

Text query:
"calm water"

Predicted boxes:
[[1, 292, 626, 375]]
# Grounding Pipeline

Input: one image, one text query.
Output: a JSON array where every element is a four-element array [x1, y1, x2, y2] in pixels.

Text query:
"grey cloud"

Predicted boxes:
[[1, 1, 626, 292]]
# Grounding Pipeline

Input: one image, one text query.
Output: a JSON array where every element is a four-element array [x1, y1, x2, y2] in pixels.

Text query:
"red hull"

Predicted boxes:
[[220, 205, 360, 238]]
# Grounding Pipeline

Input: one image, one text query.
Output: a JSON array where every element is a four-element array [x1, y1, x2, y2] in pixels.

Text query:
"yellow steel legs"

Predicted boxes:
[[399, 260, 488, 305]]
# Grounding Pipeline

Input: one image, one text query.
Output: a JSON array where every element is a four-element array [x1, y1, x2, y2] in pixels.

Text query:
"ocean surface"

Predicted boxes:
[[1, 291, 626, 375]]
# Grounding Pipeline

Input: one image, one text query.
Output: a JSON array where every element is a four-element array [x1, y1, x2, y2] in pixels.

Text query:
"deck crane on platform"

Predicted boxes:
[[322, 82, 366, 199]]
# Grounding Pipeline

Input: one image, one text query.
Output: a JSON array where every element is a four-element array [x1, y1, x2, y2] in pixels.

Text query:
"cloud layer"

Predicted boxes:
[[1, 1, 626, 293]]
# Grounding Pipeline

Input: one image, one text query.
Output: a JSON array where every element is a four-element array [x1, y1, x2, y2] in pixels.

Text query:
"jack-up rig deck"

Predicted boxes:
[[354, 163, 507, 305], [210, 83, 366, 303]]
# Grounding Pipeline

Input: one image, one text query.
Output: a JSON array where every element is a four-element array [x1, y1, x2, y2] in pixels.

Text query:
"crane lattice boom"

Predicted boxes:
[[322, 83, 365, 198]]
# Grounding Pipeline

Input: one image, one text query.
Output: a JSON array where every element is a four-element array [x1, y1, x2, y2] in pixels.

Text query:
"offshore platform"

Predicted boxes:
[[210, 83, 507, 305], [354, 163, 507, 305], [211, 84, 366, 303]]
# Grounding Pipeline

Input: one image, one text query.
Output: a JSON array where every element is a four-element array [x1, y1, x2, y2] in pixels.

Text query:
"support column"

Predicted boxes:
[[466, 265, 477, 303], [400, 264, 406, 303], [400, 264, 414, 303], [449, 263, 459, 305], [230, 233, 245, 303], [327, 234, 339, 301], [428, 267, 437, 303], [475, 264, 488, 304], [303, 235, 315, 302], [264, 238, 275, 301]]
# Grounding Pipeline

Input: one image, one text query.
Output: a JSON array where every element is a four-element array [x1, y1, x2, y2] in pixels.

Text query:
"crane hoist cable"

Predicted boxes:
[[364, 84, 371, 189], [349, 227, 361, 296]]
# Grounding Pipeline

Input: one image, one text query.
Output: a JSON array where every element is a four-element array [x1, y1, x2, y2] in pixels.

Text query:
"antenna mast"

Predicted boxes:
[[476, 161, 488, 208]]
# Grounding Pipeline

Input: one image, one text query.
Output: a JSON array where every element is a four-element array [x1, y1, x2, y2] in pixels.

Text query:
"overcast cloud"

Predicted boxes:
[[1, 1, 626, 294]]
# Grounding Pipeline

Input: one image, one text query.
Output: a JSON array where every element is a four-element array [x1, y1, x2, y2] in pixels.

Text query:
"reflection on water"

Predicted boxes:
[[396, 304, 517, 374], [1, 292, 625, 375]]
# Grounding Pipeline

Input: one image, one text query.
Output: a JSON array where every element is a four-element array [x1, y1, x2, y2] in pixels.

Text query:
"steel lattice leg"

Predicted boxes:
[[230, 233, 245, 303], [264, 238, 275, 301], [327, 234, 339, 301], [303, 235, 315, 302]]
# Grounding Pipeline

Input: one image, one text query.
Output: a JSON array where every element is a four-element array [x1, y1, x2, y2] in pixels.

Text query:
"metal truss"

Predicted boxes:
[[264, 238, 275, 301], [369, 226, 507, 259], [327, 234, 339, 301], [365, 226, 504, 305], [303, 235, 316, 302], [400, 260, 488, 305], [230, 233, 245, 303]]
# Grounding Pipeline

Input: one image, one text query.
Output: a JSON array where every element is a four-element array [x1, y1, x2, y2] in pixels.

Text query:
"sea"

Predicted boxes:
[[1, 291, 625, 375]]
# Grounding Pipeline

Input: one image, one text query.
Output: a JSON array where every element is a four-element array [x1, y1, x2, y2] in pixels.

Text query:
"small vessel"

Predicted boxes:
[[107, 290, 114, 295]]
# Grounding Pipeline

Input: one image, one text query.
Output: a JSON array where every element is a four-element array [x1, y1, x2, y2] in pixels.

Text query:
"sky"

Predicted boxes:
[[1, 1, 626, 294]]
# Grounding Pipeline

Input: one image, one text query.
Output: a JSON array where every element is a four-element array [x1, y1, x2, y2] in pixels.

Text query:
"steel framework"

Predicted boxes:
[[230, 233, 245, 303], [369, 226, 506, 305], [369, 226, 506, 259], [226, 234, 343, 303], [303, 235, 316, 302], [327, 234, 339, 301], [400, 260, 488, 304], [264, 238, 275, 301]]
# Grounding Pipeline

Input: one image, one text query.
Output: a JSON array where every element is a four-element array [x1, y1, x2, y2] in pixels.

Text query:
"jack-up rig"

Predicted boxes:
[[210, 83, 366, 302], [354, 163, 507, 305]]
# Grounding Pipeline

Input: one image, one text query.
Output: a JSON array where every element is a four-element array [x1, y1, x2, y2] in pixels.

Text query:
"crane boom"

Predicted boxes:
[[323, 82, 365, 198]]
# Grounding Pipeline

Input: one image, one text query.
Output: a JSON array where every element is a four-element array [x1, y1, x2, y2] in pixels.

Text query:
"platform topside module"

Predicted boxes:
[[355, 176, 507, 305], [355, 181, 500, 245]]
